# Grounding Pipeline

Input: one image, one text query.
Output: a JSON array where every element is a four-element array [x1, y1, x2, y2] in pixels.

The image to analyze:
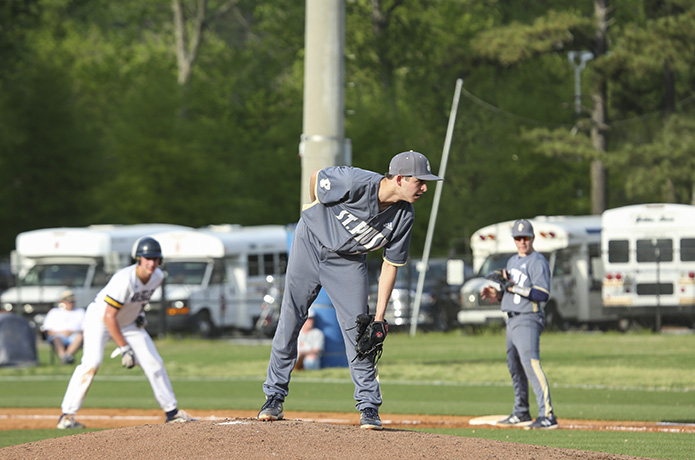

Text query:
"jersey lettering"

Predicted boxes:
[[132, 289, 155, 303], [509, 269, 528, 305], [334, 210, 387, 250]]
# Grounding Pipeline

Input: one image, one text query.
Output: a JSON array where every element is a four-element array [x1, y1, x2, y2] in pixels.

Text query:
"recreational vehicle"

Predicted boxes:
[[458, 215, 613, 330], [1, 224, 190, 328], [601, 203, 695, 328], [147, 225, 289, 336]]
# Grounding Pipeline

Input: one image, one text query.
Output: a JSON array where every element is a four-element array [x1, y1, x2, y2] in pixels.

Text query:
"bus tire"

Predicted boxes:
[[195, 310, 216, 338]]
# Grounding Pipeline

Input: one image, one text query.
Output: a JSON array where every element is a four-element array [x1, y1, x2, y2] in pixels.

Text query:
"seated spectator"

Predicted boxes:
[[295, 307, 325, 371], [43, 291, 85, 364]]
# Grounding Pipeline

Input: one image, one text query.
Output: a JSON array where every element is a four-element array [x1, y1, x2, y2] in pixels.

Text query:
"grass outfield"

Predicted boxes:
[[1, 329, 694, 459]]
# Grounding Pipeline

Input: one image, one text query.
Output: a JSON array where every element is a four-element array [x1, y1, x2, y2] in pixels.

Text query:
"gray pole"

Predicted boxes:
[[299, 0, 347, 208], [409, 79, 463, 337]]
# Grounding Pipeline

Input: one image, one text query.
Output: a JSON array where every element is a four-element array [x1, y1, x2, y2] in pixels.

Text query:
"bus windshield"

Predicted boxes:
[[164, 262, 209, 285], [21, 264, 91, 287]]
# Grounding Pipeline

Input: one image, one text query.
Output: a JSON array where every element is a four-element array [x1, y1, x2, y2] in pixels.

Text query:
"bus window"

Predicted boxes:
[[248, 254, 260, 277], [681, 238, 695, 262], [589, 244, 603, 290], [210, 259, 225, 285], [608, 240, 629, 263], [636, 239, 673, 263], [263, 254, 275, 276]]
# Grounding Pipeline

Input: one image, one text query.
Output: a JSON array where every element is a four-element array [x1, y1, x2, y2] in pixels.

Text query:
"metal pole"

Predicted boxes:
[[409, 78, 463, 337], [299, 0, 347, 209]]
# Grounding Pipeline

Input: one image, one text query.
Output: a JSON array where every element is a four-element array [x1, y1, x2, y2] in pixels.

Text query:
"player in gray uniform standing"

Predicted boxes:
[[481, 219, 558, 430], [258, 151, 442, 430]]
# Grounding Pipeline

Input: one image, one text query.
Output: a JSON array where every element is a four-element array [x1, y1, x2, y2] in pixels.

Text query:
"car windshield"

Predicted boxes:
[[21, 264, 90, 287], [164, 262, 208, 285], [478, 253, 515, 276]]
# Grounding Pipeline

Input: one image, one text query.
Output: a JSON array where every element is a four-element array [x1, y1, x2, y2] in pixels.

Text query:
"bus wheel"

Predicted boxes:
[[195, 311, 216, 338], [544, 303, 565, 331]]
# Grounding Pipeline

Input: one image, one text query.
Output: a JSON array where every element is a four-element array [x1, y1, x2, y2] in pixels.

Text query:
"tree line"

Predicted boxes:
[[1, 0, 693, 259]]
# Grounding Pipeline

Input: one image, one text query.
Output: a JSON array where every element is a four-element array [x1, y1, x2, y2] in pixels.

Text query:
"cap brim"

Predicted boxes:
[[414, 173, 444, 181]]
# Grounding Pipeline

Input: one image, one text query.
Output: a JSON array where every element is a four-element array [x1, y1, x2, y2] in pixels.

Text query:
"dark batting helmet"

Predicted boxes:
[[134, 237, 163, 260]]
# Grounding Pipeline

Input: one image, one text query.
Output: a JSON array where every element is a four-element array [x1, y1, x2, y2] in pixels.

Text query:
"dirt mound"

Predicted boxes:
[[0, 417, 654, 460]]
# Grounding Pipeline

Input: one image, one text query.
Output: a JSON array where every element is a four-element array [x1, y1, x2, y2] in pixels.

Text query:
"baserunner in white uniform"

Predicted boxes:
[[258, 151, 442, 430], [56, 237, 196, 429]]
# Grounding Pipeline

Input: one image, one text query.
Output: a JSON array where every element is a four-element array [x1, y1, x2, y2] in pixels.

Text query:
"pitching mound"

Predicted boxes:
[[0, 416, 654, 460]]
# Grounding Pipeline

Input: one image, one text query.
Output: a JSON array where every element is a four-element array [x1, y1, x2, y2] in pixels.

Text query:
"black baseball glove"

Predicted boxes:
[[352, 313, 388, 363], [485, 269, 513, 291]]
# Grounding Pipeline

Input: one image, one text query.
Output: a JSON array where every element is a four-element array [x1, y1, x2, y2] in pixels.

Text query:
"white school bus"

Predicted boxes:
[[147, 225, 289, 336], [1, 224, 190, 328], [601, 203, 695, 327], [458, 215, 615, 330]]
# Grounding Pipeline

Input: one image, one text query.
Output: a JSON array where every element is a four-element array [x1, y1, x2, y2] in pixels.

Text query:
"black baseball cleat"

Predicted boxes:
[[497, 413, 532, 427], [258, 394, 284, 421], [525, 414, 558, 430], [360, 407, 383, 430]]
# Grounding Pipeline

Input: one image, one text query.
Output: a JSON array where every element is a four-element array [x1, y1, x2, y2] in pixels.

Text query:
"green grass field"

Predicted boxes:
[[1, 329, 694, 459]]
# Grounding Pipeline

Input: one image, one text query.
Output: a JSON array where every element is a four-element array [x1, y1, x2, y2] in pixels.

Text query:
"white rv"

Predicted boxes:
[[458, 215, 613, 330], [601, 203, 695, 327], [1, 224, 190, 328], [147, 225, 289, 336]]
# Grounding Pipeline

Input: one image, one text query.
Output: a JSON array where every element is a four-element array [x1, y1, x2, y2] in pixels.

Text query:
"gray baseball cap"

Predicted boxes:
[[511, 219, 534, 238], [388, 151, 443, 181]]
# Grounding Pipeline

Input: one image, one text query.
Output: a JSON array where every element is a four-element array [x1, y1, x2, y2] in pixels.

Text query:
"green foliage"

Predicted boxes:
[[1, 0, 695, 257]]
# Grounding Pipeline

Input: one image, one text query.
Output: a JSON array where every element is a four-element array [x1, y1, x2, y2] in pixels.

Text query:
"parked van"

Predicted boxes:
[[458, 215, 614, 330], [147, 225, 289, 336], [601, 203, 695, 328], [1, 224, 190, 328]]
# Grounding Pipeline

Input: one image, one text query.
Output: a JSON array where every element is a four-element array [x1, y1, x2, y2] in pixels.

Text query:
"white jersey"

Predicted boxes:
[[87, 264, 163, 327], [43, 308, 85, 333]]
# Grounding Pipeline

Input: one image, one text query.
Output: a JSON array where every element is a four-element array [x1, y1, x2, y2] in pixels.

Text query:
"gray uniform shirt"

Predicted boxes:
[[301, 166, 414, 265], [501, 251, 550, 314]]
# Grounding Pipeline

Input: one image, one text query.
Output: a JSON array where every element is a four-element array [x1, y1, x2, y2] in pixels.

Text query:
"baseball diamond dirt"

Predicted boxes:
[[2, 409, 694, 460]]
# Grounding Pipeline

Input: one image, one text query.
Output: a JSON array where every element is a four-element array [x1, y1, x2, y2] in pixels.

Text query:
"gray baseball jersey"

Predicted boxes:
[[263, 165, 416, 411], [502, 251, 550, 314], [301, 166, 414, 264], [501, 250, 554, 419]]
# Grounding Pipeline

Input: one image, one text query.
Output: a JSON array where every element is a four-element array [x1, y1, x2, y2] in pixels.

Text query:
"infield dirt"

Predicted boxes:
[[2, 408, 692, 460]]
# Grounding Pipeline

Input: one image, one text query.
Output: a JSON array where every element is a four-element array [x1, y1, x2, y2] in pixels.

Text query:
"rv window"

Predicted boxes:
[[681, 238, 695, 262], [608, 240, 629, 263], [636, 239, 673, 263]]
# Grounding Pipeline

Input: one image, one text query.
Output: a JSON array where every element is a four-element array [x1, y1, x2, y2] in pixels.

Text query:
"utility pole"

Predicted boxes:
[[299, 0, 349, 208]]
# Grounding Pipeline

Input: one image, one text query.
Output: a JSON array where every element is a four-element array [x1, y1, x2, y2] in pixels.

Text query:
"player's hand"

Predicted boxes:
[[480, 286, 499, 300], [110, 344, 136, 369]]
